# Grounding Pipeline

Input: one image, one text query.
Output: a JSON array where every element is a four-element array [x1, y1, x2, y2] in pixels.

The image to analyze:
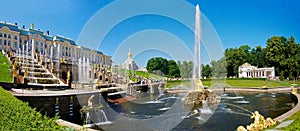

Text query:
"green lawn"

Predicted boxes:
[[0, 53, 12, 82], [279, 109, 300, 131], [133, 70, 166, 80], [125, 70, 166, 82], [166, 79, 299, 88]]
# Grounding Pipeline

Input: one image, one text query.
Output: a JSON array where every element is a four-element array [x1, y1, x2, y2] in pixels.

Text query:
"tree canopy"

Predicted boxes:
[[146, 36, 299, 80], [146, 57, 180, 78]]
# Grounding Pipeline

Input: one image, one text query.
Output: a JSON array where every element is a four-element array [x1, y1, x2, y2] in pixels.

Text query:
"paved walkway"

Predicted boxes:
[[266, 120, 295, 131]]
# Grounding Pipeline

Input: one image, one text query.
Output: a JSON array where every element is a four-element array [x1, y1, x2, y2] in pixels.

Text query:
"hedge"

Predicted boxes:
[[0, 86, 65, 130]]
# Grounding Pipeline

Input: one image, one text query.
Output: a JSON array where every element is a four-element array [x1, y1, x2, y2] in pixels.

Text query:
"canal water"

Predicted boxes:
[[97, 91, 295, 131]]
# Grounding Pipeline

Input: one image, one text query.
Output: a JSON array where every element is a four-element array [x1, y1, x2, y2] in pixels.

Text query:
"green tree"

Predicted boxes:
[[167, 60, 180, 78], [146, 57, 169, 76], [225, 45, 249, 77], [285, 36, 299, 79], [248, 46, 265, 67], [201, 64, 212, 78], [265, 36, 287, 76], [211, 57, 227, 78]]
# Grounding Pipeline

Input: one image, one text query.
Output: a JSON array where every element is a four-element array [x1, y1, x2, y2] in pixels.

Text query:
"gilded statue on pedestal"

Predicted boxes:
[[237, 111, 276, 131]]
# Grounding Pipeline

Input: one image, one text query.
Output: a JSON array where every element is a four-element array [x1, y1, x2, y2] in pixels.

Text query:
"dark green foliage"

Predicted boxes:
[[225, 45, 249, 77], [146, 57, 169, 75], [223, 36, 299, 80], [167, 60, 180, 78], [201, 64, 212, 78], [146, 57, 180, 78], [0, 86, 65, 130], [265, 36, 300, 79]]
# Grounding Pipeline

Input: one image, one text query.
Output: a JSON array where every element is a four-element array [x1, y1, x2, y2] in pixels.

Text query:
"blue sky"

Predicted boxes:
[[0, 0, 299, 67]]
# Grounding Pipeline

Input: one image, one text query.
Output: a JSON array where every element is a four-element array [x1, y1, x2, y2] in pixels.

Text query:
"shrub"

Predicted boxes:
[[0, 86, 65, 130]]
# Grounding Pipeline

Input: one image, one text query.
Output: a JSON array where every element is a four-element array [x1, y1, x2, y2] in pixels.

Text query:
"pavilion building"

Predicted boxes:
[[238, 63, 275, 79]]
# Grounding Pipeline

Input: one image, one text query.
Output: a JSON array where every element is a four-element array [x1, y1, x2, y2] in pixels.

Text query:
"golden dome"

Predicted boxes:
[[242, 62, 251, 67], [128, 48, 132, 58]]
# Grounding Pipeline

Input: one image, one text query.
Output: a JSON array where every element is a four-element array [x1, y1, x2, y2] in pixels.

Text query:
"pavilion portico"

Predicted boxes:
[[238, 63, 275, 78]]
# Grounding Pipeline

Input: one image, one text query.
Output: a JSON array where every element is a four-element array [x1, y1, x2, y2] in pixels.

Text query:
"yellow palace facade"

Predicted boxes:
[[0, 22, 112, 66]]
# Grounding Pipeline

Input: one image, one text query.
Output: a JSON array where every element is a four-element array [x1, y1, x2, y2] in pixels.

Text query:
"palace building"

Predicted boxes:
[[0, 21, 112, 83], [0, 22, 112, 66], [238, 63, 275, 79]]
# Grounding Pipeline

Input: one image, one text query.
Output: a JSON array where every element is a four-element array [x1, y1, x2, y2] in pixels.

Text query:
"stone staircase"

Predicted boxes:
[[13, 53, 68, 89]]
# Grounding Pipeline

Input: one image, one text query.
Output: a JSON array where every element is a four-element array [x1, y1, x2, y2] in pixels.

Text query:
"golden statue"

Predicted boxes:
[[88, 95, 94, 108], [70, 96, 73, 103], [193, 75, 203, 92], [56, 97, 59, 105], [34, 50, 36, 59], [12, 64, 17, 77], [60, 58, 63, 63], [262, 83, 267, 89], [41, 55, 45, 62], [51, 62, 54, 72], [24, 68, 28, 78], [292, 86, 298, 94], [6, 45, 9, 52], [67, 70, 71, 80], [237, 126, 247, 131], [13, 59, 18, 68], [9, 51, 13, 57], [95, 79, 100, 87], [237, 111, 276, 131]]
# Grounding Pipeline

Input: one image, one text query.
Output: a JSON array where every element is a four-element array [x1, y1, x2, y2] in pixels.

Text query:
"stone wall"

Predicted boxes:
[[15, 92, 104, 125]]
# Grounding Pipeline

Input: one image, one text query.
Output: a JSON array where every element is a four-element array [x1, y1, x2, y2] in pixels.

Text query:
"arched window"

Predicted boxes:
[[4, 40, 6, 45], [0, 33, 2, 37], [14, 35, 18, 40], [8, 40, 11, 46], [8, 34, 11, 39], [4, 33, 7, 38], [0, 39, 2, 45], [24, 40, 27, 44]]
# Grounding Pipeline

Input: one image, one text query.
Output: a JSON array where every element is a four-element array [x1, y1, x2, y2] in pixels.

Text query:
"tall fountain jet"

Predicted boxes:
[[192, 4, 203, 92]]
